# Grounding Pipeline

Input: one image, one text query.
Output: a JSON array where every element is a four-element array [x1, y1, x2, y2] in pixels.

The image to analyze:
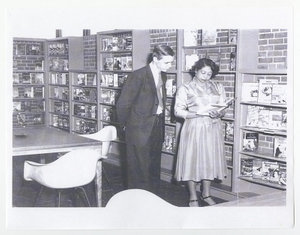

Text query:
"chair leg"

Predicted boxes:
[[76, 187, 91, 207], [34, 186, 44, 207], [57, 190, 62, 207], [102, 166, 113, 191]]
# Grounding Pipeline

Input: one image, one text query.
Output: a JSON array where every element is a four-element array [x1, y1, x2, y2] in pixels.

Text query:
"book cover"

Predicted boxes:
[[261, 161, 271, 181], [278, 163, 287, 186], [166, 78, 176, 97], [61, 73, 69, 85], [273, 136, 287, 158], [33, 114, 43, 124], [271, 84, 287, 104], [196, 97, 235, 116], [13, 102, 22, 112], [125, 56, 133, 70], [230, 52, 236, 71], [35, 60, 44, 71], [241, 83, 259, 102], [258, 79, 278, 103], [113, 74, 119, 87], [24, 87, 33, 98], [102, 37, 113, 51], [185, 54, 199, 71], [162, 126, 176, 153], [242, 132, 258, 152], [31, 73, 44, 84], [268, 162, 280, 184], [206, 52, 221, 67], [261, 161, 279, 181], [165, 98, 176, 124], [252, 159, 263, 179], [107, 74, 114, 87], [120, 56, 127, 70], [257, 107, 270, 129], [77, 74, 86, 85], [224, 121, 234, 142], [269, 110, 284, 130], [13, 87, 19, 98], [118, 74, 127, 87], [281, 111, 287, 130], [13, 73, 20, 84], [201, 29, 217, 45], [246, 105, 260, 127], [100, 74, 107, 87], [183, 29, 198, 46], [24, 101, 31, 112], [113, 57, 122, 70], [22, 74, 31, 84], [165, 99, 172, 124], [33, 87, 44, 98], [54, 101, 63, 113], [240, 158, 253, 177], [103, 58, 113, 70], [228, 29, 238, 44]]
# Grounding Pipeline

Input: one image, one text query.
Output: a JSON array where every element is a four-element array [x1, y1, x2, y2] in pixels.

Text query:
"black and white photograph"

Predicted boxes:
[[3, 2, 299, 235]]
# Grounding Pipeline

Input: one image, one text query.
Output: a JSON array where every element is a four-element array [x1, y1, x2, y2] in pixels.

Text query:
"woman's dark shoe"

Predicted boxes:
[[199, 195, 216, 206], [189, 199, 199, 207]]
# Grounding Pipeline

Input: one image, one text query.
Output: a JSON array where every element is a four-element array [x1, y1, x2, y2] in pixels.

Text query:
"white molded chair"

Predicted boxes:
[[79, 125, 117, 157], [80, 126, 117, 191], [24, 149, 104, 207]]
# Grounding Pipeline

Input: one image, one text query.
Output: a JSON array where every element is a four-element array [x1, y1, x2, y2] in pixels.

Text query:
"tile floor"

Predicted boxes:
[[12, 156, 227, 207]]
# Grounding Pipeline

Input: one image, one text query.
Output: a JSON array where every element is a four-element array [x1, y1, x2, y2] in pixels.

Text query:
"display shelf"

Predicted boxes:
[[97, 29, 150, 140], [46, 37, 83, 132], [182, 43, 237, 49], [235, 66, 288, 193], [177, 29, 239, 192], [240, 126, 287, 136], [69, 71, 98, 134], [240, 150, 286, 163], [238, 176, 286, 190], [13, 38, 46, 127], [240, 101, 287, 109]]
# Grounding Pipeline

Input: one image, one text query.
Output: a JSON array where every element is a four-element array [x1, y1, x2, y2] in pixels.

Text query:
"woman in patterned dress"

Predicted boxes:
[[174, 58, 228, 207]]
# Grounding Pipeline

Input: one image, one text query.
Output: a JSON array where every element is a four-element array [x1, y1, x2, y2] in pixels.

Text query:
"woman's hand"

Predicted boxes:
[[209, 110, 221, 119], [209, 109, 226, 119]]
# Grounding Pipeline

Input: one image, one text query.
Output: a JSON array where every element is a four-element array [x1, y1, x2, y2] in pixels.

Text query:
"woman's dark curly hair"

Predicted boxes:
[[191, 58, 220, 78]]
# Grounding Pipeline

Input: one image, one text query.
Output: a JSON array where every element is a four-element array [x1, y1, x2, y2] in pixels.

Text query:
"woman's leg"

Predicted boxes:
[[201, 180, 216, 205], [187, 181, 199, 207]]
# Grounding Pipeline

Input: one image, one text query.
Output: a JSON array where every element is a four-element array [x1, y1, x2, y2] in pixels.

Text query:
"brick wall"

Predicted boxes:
[[149, 29, 177, 69], [83, 35, 97, 70], [258, 29, 288, 69]]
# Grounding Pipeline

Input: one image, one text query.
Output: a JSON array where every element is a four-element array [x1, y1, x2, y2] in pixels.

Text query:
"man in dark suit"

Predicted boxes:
[[116, 44, 175, 193]]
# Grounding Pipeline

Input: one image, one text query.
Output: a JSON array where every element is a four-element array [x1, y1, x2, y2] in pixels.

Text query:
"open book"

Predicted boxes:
[[196, 97, 236, 116]]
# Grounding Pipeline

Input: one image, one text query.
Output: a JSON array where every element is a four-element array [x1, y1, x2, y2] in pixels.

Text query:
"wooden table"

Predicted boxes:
[[13, 126, 104, 207]]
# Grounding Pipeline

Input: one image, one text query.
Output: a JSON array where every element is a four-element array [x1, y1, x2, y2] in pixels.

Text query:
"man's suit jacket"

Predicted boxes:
[[116, 65, 166, 146]]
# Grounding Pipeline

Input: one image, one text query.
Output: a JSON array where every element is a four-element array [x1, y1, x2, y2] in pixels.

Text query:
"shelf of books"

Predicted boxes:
[[162, 74, 177, 155], [70, 71, 98, 134], [178, 29, 238, 191], [46, 37, 83, 132], [13, 38, 46, 127], [97, 30, 150, 142], [237, 70, 287, 192]]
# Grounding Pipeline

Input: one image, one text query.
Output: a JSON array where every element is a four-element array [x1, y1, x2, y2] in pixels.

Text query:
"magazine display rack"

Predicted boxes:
[[47, 37, 83, 132], [97, 30, 150, 142], [13, 38, 46, 127], [237, 69, 287, 191], [70, 70, 98, 134]]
